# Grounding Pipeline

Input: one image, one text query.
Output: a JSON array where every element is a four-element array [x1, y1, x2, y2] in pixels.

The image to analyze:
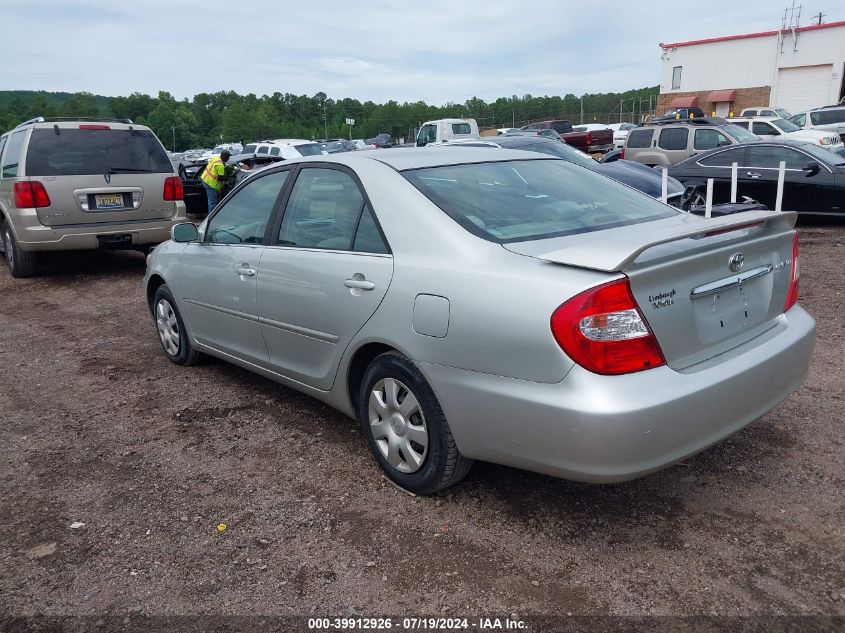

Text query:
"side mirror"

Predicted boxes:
[[171, 222, 199, 243], [803, 161, 820, 176]]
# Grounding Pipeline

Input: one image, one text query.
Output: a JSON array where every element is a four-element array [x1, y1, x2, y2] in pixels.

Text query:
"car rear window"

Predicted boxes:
[[25, 128, 172, 176], [626, 129, 653, 148], [403, 159, 676, 243], [452, 123, 471, 135], [295, 143, 323, 156]]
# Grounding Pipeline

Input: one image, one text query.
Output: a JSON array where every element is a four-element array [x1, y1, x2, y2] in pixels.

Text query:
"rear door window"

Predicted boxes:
[[698, 147, 746, 167], [657, 128, 689, 150], [626, 129, 653, 148], [451, 123, 471, 135], [752, 121, 778, 135], [746, 146, 807, 170], [2, 130, 27, 178], [25, 128, 171, 176], [277, 167, 365, 250], [694, 129, 731, 150]]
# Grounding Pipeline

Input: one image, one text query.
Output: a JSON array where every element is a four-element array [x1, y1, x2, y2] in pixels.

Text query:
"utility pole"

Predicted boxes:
[[580, 96, 584, 125], [323, 104, 328, 139], [171, 125, 175, 152]]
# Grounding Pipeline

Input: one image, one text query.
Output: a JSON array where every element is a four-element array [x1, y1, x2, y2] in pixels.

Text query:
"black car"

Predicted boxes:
[[450, 135, 685, 202], [668, 140, 845, 215]]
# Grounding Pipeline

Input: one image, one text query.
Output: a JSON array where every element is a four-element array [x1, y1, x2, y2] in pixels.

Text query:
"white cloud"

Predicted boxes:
[[2, 0, 840, 103]]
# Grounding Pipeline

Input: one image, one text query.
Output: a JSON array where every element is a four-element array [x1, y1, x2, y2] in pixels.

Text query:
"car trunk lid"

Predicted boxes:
[[504, 211, 798, 369]]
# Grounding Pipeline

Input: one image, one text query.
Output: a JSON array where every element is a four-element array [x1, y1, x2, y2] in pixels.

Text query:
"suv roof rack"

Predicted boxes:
[[645, 116, 728, 127], [15, 116, 134, 129]]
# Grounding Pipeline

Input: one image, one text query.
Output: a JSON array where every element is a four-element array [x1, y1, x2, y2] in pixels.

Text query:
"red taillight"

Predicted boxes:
[[551, 278, 666, 375], [79, 124, 110, 130], [586, 132, 593, 145], [620, 149, 625, 159], [163, 176, 184, 201], [784, 232, 800, 311], [13, 182, 51, 208]]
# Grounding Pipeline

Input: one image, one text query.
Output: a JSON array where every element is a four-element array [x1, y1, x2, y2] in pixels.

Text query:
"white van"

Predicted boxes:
[[416, 119, 479, 146]]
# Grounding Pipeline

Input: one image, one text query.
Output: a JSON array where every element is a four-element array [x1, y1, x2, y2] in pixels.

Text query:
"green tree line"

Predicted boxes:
[[0, 87, 659, 151]]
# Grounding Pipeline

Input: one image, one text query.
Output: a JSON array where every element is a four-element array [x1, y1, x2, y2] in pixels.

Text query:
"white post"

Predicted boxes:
[[705, 178, 714, 218], [661, 167, 668, 204], [775, 161, 786, 212], [730, 162, 738, 203]]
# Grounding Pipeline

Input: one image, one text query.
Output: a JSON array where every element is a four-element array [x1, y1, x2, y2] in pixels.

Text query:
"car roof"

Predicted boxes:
[[727, 116, 782, 122], [27, 119, 148, 131], [292, 147, 551, 171]]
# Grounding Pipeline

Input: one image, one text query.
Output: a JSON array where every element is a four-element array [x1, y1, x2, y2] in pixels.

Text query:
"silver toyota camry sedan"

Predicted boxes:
[[143, 147, 816, 494]]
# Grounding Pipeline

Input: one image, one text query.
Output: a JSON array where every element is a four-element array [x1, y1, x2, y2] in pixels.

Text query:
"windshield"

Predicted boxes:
[[772, 119, 800, 133], [504, 140, 596, 167], [26, 128, 172, 176], [775, 109, 791, 119], [722, 124, 759, 143], [403, 159, 676, 243], [801, 144, 845, 167]]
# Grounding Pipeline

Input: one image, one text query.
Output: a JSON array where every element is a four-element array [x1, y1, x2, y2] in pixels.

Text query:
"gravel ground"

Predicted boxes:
[[0, 222, 842, 629]]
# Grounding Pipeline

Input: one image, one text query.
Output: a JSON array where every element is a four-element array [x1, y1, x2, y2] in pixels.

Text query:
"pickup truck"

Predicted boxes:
[[522, 120, 614, 153]]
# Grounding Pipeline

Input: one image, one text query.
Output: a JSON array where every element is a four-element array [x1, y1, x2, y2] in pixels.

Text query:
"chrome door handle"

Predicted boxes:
[[344, 278, 375, 290], [746, 172, 761, 179], [236, 265, 256, 277]]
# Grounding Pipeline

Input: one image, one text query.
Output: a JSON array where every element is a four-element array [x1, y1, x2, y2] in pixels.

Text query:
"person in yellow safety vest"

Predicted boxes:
[[200, 150, 231, 214]]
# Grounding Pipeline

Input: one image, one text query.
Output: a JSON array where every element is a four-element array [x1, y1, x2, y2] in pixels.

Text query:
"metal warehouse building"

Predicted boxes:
[[657, 19, 845, 117]]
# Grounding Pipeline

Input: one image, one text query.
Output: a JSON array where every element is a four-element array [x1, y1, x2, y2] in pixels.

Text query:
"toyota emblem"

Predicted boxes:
[[729, 253, 744, 272]]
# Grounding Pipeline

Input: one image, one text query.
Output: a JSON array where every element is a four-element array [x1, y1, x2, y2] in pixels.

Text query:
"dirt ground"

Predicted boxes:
[[0, 221, 842, 629]]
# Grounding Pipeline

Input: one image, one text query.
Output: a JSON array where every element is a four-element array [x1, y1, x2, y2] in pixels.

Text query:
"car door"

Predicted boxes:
[[692, 128, 734, 199], [178, 168, 291, 365], [257, 165, 393, 390], [741, 145, 811, 210], [671, 146, 750, 203]]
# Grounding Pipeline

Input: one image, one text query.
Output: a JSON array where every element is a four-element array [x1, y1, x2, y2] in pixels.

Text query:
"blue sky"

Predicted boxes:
[[4, 0, 843, 103]]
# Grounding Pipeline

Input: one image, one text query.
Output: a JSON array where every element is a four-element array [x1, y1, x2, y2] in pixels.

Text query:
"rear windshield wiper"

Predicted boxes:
[[107, 167, 156, 174]]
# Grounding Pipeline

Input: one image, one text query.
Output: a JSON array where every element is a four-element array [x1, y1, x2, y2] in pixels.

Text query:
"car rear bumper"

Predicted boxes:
[[588, 143, 614, 153], [10, 204, 185, 251], [420, 306, 816, 483]]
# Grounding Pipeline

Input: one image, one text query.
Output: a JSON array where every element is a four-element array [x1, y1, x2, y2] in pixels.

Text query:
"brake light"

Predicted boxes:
[[79, 124, 110, 130], [163, 176, 184, 201], [586, 132, 592, 145], [13, 182, 51, 208], [784, 232, 800, 311], [550, 278, 665, 375], [620, 149, 625, 160]]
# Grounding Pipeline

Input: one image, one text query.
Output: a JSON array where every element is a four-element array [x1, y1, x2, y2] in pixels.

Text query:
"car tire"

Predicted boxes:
[[152, 284, 201, 366], [358, 351, 472, 495], [2, 223, 39, 278]]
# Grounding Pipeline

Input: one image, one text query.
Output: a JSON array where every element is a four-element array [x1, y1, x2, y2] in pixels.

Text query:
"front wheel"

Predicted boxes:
[[152, 284, 201, 366], [358, 351, 472, 495]]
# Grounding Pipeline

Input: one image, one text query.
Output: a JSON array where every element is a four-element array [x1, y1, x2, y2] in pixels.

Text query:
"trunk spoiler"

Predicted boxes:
[[502, 211, 797, 273]]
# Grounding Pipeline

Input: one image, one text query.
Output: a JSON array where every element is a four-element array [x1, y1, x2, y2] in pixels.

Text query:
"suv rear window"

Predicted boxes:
[[451, 123, 472, 135], [810, 108, 845, 125], [403, 159, 675, 243], [25, 128, 172, 176]]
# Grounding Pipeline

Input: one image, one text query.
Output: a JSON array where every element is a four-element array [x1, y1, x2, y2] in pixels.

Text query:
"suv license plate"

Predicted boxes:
[[95, 193, 124, 209]]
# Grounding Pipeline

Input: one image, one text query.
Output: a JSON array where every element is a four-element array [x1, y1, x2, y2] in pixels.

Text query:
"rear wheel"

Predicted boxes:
[[153, 284, 201, 366], [2, 224, 39, 278], [358, 351, 472, 494]]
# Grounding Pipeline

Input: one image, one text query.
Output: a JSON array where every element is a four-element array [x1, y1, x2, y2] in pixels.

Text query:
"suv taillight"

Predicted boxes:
[[14, 182, 51, 208], [784, 232, 800, 311], [551, 278, 665, 375], [620, 148, 625, 159], [163, 176, 184, 201], [585, 132, 593, 145]]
